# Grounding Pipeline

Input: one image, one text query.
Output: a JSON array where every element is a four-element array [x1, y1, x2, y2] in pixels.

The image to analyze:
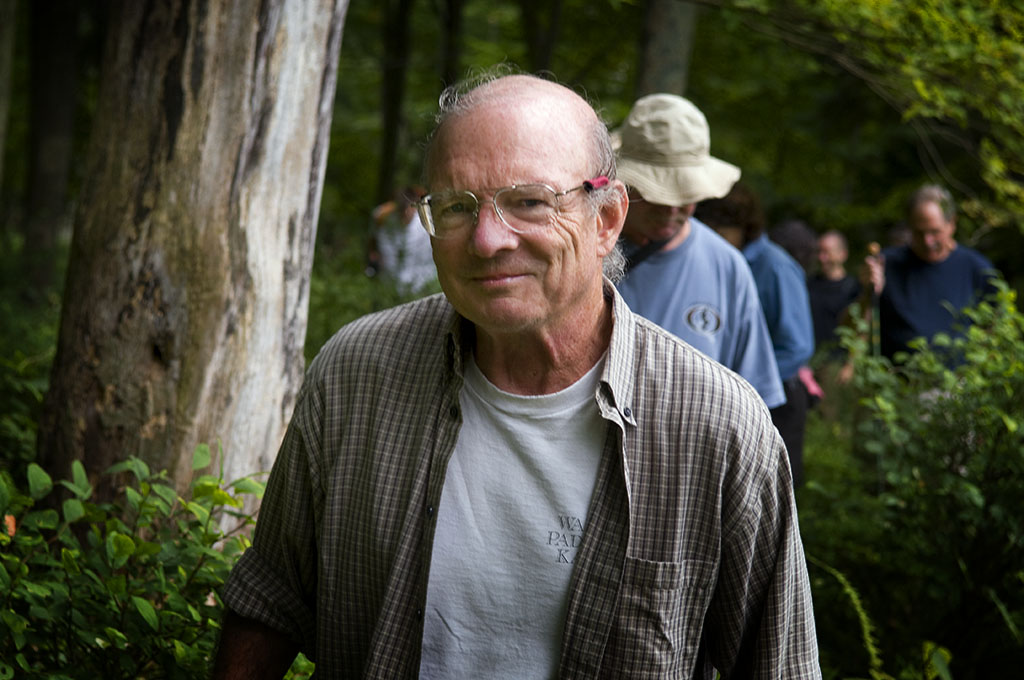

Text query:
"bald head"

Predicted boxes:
[[425, 75, 615, 188]]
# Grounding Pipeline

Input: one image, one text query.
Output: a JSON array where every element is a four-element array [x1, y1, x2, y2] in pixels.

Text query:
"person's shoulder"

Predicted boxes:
[[882, 244, 913, 267], [628, 310, 768, 411], [310, 294, 454, 374], [951, 244, 995, 271], [689, 220, 754, 270]]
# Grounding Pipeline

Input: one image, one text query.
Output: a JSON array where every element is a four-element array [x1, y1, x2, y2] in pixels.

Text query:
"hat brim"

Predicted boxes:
[[617, 155, 741, 206]]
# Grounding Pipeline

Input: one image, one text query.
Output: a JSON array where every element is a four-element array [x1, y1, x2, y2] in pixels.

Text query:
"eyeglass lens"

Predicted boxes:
[[424, 185, 562, 238]]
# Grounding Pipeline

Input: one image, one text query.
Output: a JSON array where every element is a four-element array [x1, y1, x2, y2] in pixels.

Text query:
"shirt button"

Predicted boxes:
[[623, 407, 632, 418], [416, 608, 424, 620], [449, 405, 459, 419], [427, 504, 434, 517]]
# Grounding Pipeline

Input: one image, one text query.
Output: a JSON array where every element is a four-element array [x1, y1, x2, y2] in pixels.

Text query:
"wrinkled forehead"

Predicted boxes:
[[426, 79, 596, 185], [910, 200, 954, 230]]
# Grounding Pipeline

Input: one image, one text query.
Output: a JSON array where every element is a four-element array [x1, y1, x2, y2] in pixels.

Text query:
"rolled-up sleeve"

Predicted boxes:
[[706, 425, 820, 679], [221, 377, 324, 658]]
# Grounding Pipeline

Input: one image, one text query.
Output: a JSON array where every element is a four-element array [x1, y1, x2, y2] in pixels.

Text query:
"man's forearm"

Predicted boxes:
[[211, 608, 299, 680]]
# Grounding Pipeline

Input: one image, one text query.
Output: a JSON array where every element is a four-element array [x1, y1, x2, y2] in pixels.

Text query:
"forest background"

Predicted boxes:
[[1, 0, 1023, 678]]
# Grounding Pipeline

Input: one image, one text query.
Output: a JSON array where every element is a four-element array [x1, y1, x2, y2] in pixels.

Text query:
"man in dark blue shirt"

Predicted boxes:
[[864, 185, 997, 360]]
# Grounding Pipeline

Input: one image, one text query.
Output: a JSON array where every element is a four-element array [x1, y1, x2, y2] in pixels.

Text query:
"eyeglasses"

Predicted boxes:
[[417, 176, 609, 239]]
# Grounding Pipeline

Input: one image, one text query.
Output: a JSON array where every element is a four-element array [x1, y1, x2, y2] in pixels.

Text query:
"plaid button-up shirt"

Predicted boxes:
[[222, 285, 820, 679]]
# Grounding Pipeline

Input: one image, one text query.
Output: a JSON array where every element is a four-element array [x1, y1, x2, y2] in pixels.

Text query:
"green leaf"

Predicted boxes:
[[185, 501, 210, 525], [106, 532, 135, 569], [61, 548, 81, 575], [192, 443, 212, 471], [27, 463, 52, 500], [151, 483, 177, 508], [0, 662, 13, 680], [21, 509, 59, 531], [71, 460, 90, 494], [125, 486, 143, 512], [0, 562, 9, 589], [103, 626, 128, 649], [0, 477, 9, 514], [62, 498, 85, 523], [132, 595, 160, 631], [231, 477, 265, 497]]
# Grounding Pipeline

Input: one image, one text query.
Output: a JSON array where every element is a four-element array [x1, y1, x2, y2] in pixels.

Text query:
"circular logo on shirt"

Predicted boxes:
[[685, 304, 722, 336]]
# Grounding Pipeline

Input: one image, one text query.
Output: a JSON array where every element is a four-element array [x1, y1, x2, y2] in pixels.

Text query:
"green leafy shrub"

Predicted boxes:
[[802, 281, 1024, 678], [0, 446, 262, 678]]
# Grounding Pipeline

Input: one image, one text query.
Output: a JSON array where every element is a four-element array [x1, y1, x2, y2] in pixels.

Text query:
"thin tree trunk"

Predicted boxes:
[[636, 0, 699, 97], [439, 0, 464, 87], [377, 0, 416, 205], [0, 0, 16, 196], [22, 0, 78, 288], [38, 0, 348, 499], [518, 0, 563, 74]]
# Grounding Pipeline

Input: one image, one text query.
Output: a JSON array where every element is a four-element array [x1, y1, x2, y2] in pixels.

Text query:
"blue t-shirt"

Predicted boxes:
[[616, 219, 785, 408], [880, 244, 997, 359], [743, 234, 815, 381]]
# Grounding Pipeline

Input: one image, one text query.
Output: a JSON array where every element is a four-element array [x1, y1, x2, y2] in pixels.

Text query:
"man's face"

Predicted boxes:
[[427, 95, 622, 337], [621, 190, 693, 246], [909, 200, 956, 263], [817, 234, 847, 271]]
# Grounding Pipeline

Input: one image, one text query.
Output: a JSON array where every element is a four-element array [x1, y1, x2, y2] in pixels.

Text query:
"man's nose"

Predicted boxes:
[[470, 201, 517, 255]]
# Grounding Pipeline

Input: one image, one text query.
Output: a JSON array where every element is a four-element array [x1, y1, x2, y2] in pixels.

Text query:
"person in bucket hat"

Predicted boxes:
[[615, 94, 785, 409]]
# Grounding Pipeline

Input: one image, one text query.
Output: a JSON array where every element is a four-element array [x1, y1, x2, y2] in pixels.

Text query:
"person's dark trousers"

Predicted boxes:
[[770, 376, 809, 487]]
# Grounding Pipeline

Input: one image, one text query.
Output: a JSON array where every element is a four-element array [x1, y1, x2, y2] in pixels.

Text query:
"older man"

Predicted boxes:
[[214, 75, 819, 679], [864, 184, 997, 360], [614, 94, 785, 409]]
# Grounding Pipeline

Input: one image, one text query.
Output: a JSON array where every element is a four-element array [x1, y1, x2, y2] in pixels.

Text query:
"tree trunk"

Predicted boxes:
[[518, 0, 563, 74], [376, 0, 416, 205], [0, 0, 15, 195], [23, 0, 79, 288], [635, 0, 699, 97], [38, 0, 348, 499], [439, 0, 465, 87]]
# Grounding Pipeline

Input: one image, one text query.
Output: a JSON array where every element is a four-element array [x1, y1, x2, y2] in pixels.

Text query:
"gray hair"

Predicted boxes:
[[907, 184, 956, 222], [602, 242, 627, 283]]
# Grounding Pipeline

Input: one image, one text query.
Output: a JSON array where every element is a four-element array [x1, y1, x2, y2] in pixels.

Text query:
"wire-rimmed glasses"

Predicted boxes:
[[417, 176, 609, 239]]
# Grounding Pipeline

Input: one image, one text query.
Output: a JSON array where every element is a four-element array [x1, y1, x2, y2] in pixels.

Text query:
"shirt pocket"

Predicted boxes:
[[600, 557, 717, 679]]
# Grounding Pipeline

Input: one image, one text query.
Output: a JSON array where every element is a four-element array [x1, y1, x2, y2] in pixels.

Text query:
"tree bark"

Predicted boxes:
[[636, 0, 699, 97], [0, 0, 15, 195], [518, 0, 563, 74], [376, 0, 416, 205], [23, 0, 79, 288], [38, 0, 348, 498], [439, 0, 465, 87]]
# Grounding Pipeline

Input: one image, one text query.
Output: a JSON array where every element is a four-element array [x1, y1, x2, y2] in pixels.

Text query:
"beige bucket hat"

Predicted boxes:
[[614, 93, 741, 206]]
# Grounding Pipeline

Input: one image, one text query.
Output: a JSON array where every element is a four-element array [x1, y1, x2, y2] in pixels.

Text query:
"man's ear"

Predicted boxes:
[[595, 180, 628, 257]]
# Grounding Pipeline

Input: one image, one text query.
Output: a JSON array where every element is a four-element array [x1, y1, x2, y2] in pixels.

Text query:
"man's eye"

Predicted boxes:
[[435, 198, 475, 218], [506, 189, 555, 213]]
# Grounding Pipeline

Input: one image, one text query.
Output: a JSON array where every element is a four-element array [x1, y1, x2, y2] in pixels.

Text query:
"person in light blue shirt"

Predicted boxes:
[[697, 184, 815, 485], [613, 94, 785, 409]]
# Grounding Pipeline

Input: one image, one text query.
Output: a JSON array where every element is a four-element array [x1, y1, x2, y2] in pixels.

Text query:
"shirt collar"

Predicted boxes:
[[440, 280, 639, 428], [742, 232, 770, 258]]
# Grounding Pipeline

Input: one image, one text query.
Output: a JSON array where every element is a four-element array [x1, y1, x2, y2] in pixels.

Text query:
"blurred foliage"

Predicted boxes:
[[0, 236, 63, 485], [689, 0, 1024, 278], [0, 446, 316, 678], [800, 282, 1024, 678], [0, 448, 255, 678]]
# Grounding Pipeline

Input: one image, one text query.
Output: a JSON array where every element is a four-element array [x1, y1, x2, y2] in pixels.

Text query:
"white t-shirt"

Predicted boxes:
[[419, 355, 606, 679]]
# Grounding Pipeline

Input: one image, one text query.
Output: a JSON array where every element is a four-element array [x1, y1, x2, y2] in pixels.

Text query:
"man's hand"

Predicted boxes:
[[861, 242, 885, 296], [210, 608, 299, 680]]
